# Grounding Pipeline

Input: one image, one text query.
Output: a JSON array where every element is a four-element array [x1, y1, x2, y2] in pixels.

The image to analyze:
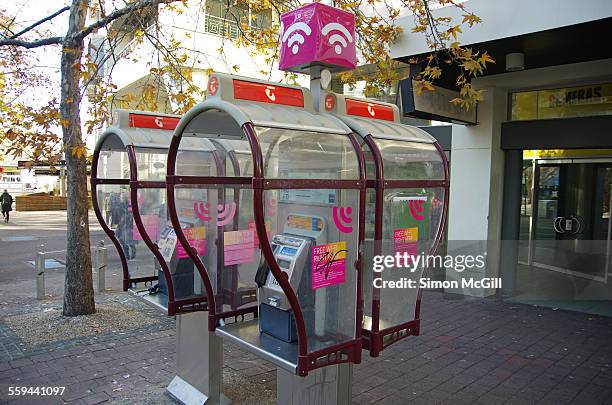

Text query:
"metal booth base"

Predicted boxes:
[[277, 363, 353, 405], [216, 320, 352, 404], [129, 289, 230, 405]]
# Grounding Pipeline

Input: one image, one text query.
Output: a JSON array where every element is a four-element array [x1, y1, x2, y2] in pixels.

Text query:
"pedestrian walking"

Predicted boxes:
[[104, 193, 112, 224], [1, 189, 13, 223]]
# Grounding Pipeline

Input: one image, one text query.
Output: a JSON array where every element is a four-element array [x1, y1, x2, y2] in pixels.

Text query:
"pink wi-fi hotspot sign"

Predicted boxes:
[[279, 3, 356, 73]]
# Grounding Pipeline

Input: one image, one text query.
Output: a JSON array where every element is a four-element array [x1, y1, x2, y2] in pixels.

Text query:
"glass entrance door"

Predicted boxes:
[[528, 159, 612, 282]]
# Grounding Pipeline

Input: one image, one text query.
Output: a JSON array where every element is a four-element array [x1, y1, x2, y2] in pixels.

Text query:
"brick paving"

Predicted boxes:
[[0, 291, 611, 404]]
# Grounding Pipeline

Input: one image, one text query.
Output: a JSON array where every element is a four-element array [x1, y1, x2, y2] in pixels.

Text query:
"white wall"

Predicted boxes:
[[391, 0, 612, 58]]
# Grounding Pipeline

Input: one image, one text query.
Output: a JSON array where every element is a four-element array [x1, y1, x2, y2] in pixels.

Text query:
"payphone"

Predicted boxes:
[[256, 215, 326, 342]]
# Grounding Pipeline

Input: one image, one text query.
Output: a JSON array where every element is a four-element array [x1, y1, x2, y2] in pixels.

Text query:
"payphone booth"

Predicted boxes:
[[91, 110, 213, 315], [323, 93, 449, 357], [167, 73, 366, 378]]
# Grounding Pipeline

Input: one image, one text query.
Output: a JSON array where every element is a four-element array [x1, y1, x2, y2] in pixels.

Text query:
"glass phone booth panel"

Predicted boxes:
[[256, 127, 360, 351], [96, 145, 158, 282], [376, 187, 445, 326], [375, 140, 445, 180], [362, 137, 447, 351], [174, 135, 259, 316]]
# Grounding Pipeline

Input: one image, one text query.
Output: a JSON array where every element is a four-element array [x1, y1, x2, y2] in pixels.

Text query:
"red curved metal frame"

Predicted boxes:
[[246, 123, 366, 376], [126, 146, 209, 316], [165, 110, 365, 376], [167, 136, 220, 330], [361, 135, 450, 356], [91, 147, 138, 291], [166, 128, 258, 331]]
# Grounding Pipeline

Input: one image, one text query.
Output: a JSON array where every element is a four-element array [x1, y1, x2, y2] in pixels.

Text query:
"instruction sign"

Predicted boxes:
[[280, 189, 337, 205], [224, 229, 255, 266], [177, 226, 206, 258], [312, 241, 347, 290], [159, 228, 178, 262]]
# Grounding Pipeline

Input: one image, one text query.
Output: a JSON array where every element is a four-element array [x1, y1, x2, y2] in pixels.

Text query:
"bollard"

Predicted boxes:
[[35, 252, 45, 300], [96, 240, 107, 292]]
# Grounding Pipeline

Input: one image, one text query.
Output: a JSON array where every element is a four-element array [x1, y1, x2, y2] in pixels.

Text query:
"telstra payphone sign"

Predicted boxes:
[[279, 3, 356, 73]]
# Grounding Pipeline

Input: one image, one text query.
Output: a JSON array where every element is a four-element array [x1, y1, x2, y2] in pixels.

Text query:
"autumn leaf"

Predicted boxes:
[[462, 13, 482, 27], [479, 52, 495, 65], [447, 25, 462, 40]]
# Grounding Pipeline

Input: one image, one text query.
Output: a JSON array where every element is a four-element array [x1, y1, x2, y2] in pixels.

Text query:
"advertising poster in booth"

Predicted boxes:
[[392, 195, 430, 255], [312, 241, 347, 289]]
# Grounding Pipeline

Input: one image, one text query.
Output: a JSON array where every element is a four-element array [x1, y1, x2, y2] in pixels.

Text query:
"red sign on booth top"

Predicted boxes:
[[233, 80, 304, 107], [129, 113, 180, 130], [324, 94, 335, 111], [208, 76, 219, 96], [345, 98, 395, 122]]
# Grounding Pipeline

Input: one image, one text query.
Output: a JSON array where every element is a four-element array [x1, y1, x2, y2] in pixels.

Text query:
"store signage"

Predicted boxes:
[[345, 98, 395, 122], [233, 79, 304, 107], [398, 78, 477, 125], [538, 83, 612, 118], [18, 160, 65, 169], [128, 113, 180, 130]]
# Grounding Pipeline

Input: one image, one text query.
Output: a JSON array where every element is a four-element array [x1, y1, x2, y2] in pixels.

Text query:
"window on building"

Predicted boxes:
[[108, 4, 158, 60], [510, 83, 612, 121], [204, 0, 273, 39]]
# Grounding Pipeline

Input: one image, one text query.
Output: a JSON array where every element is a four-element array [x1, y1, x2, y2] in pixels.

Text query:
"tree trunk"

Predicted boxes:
[[61, 0, 95, 316]]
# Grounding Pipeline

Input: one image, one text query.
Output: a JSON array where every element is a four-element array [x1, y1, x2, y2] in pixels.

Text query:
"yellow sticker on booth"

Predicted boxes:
[[312, 241, 347, 290]]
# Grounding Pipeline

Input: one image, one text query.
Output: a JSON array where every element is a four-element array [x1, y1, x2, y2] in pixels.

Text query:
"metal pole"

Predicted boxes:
[[60, 167, 66, 197], [309, 65, 322, 112], [96, 240, 107, 293], [35, 251, 45, 300]]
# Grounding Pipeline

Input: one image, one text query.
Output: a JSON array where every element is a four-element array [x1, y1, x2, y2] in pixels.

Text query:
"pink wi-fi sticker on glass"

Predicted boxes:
[[332, 206, 353, 233], [194, 201, 212, 221], [409, 199, 426, 221], [193, 201, 236, 226], [216, 202, 236, 226]]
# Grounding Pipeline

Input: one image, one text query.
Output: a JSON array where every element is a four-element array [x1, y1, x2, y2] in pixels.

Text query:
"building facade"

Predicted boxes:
[[391, 0, 612, 313]]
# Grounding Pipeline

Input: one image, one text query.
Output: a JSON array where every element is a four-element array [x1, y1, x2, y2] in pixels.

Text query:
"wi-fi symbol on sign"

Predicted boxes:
[[216, 202, 236, 227], [282, 22, 312, 55], [322, 23, 353, 55], [333, 206, 353, 233], [194, 201, 212, 221], [193, 201, 236, 226], [409, 199, 425, 221]]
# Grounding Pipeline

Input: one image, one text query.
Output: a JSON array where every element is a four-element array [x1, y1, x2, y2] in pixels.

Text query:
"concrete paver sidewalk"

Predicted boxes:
[[0, 291, 611, 404]]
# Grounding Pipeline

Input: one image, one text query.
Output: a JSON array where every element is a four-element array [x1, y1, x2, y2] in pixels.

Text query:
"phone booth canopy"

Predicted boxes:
[[323, 93, 449, 357], [167, 73, 366, 376], [91, 110, 214, 315]]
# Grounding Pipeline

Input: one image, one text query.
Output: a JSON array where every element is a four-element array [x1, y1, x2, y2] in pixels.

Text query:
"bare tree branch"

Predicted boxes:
[[71, 0, 180, 44], [9, 6, 70, 40], [0, 36, 63, 48], [0, 0, 180, 49]]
